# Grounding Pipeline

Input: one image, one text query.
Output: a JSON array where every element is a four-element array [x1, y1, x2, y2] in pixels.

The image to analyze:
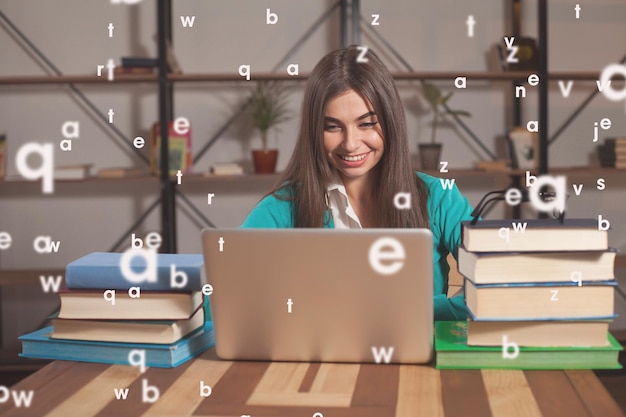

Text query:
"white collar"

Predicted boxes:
[[325, 172, 363, 229]]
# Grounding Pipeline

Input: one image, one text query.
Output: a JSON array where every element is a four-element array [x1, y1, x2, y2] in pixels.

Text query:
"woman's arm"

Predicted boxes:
[[420, 173, 475, 321]]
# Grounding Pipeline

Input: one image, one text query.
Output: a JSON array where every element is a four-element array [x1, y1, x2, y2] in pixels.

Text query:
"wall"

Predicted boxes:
[[0, 0, 625, 330]]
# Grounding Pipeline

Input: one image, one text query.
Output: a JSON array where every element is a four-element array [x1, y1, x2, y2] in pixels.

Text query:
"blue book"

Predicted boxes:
[[19, 322, 214, 368], [66, 252, 206, 291]]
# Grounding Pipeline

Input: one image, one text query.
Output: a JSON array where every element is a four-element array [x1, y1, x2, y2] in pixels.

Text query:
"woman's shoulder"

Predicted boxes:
[[240, 186, 295, 228], [414, 170, 467, 209]]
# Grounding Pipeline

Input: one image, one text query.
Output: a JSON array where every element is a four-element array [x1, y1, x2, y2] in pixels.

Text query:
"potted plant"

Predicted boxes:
[[247, 81, 292, 174], [418, 81, 471, 170]]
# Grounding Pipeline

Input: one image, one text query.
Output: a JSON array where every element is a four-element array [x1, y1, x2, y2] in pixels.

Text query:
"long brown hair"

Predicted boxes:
[[270, 45, 430, 228]]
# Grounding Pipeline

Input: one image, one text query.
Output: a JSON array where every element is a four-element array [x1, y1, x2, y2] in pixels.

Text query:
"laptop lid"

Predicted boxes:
[[201, 228, 434, 364]]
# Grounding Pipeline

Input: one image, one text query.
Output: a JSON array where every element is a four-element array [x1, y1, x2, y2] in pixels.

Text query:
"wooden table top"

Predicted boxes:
[[1, 348, 624, 417]]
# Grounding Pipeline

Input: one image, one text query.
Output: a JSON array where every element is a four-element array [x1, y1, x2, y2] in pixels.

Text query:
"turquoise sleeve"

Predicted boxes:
[[421, 174, 475, 321], [240, 193, 294, 228]]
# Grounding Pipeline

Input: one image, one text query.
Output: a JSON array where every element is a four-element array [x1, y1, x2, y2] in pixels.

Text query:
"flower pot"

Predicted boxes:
[[418, 143, 442, 171], [252, 149, 279, 174]]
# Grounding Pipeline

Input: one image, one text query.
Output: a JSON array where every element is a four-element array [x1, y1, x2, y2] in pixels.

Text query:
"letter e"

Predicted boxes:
[[134, 137, 145, 149], [368, 237, 405, 275], [173, 117, 190, 135]]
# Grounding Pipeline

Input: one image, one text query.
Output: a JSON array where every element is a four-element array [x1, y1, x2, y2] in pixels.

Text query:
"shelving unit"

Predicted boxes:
[[1, 0, 624, 252]]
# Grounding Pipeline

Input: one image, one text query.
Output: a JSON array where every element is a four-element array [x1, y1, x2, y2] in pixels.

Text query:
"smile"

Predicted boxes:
[[338, 153, 369, 162]]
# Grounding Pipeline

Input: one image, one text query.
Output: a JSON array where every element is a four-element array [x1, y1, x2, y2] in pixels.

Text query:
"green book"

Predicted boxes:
[[435, 321, 623, 370]]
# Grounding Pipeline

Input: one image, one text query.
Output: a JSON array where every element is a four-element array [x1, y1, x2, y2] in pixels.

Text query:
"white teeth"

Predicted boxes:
[[340, 153, 367, 162]]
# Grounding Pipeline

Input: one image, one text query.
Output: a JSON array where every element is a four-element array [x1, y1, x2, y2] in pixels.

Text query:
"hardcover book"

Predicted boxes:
[[461, 219, 608, 252], [457, 247, 616, 284], [467, 319, 610, 347], [65, 252, 206, 291], [465, 279, 616, 321], [20, 322, 215, 368], [52, 305, 204, 344], [58, 289, 203, 320], [435, 321, 622, 370]]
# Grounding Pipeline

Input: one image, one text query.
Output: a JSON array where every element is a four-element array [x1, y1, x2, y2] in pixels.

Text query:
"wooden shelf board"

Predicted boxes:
[[0, 167, 624, 187], [2, 71, 623, 85], [0, 74, 157, 85]]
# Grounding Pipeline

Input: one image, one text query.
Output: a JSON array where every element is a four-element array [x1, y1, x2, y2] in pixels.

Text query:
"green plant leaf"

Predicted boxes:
[[447, 109, 472, 117], [441, 91, 453, 105], [421, 82, 442, 108]]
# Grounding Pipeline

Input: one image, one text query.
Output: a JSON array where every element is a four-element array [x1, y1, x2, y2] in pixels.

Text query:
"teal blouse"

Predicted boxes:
[[240, 172, 473, 321]]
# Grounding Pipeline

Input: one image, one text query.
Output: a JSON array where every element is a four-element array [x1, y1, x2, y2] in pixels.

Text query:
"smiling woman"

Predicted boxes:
[[240, 45, 476, 321]]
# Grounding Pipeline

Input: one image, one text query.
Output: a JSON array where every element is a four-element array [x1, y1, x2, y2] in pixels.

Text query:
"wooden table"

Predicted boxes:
[[1, 348, 623, 417]]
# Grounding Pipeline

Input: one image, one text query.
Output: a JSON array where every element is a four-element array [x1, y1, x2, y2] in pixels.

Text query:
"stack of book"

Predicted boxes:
[[20, 252, 214, 368], [436, 218, 622, 369], [114, 56, 157, 75], [209, 162, 244, 176], [598, 137, 626, 169]]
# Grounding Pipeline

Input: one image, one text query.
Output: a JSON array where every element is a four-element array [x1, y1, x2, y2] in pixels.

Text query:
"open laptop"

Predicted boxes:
[[201, 228, 434, 363]]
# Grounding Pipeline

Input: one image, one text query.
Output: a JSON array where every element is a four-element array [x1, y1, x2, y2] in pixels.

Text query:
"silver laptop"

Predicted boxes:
[[201, 228, 434, 363]]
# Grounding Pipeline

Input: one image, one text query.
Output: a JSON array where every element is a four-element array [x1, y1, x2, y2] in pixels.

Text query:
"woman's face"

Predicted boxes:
[[323, 89, 384, 182]]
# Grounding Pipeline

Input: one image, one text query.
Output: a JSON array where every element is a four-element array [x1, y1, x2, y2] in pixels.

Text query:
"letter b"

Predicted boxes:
[[142, 379, 160, 403], [598, 215, 610, 231], [170, 264, 188, 289], [502, 335, 519, 359], [200, 381, 212, 397], [266, 8, 278, 24]]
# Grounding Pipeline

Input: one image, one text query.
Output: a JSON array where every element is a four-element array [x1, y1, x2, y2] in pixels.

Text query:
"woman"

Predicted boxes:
[[241, 45, 473, 321]]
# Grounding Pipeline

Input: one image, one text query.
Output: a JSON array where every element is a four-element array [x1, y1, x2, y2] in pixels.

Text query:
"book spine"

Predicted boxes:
[[66, 264, 205, 291]]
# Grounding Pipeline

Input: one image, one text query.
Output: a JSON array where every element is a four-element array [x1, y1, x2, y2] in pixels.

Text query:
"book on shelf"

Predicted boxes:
[[54, 164, 92, 180], [209, 163, 244, 176], [97, 167, 148, 178], [466, 319, 611, 347], [20, 321, 215, 368], [51, 304, 204, 344], [113, 66, 155, 75], [461, 219, 608, 252], [435, 321, 622, 370], [65, 252, 206, 291], [58, 289, 203, 320], [457, 246, 616, 284], [465, 279, 616, 321], [150, 121, 192, 176], [604, 137, 626, 147], [120, 57, 158, 67], [489, 37, 539, 72], [597, 143, 626, 168]]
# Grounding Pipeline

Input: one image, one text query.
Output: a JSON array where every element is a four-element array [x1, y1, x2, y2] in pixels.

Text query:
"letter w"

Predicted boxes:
[[39, 275, 63, 293], [511, 222, 527, 233], [11, 390, 34, 408], [180, 16, 196, 27], [439, 178, 456, 190], [48, 240, 61, 253], [114, 388, 130, 400], [371, 346, 394, 364]]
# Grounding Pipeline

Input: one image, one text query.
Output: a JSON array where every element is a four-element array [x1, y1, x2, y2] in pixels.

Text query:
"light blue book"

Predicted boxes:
[[65, 252, 206, 291], [19, 322, 214, 368]]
